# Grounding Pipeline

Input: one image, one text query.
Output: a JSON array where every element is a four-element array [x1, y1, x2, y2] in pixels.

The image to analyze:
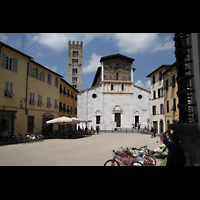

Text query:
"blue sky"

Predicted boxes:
[[0, 33, 175, 90]]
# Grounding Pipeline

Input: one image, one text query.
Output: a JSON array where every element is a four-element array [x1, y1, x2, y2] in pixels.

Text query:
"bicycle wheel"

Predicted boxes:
[[131, 161, 143, 166], [104, 159, 120, 166], [145, 155, 156, 166]]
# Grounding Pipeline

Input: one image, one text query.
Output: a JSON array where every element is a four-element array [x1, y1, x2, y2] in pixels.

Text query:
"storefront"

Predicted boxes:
[[0, 110, 16, 140]]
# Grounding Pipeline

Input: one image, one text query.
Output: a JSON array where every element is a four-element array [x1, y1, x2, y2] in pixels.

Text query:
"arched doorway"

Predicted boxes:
[[113, 105, 123, 127]]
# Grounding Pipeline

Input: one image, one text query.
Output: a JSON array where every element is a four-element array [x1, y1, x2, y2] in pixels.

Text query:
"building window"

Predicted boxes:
[[73, 77, 77, 82], [172, 98, 176, 111], [159, 71, 163, 81], [171, 75, 176, 88], [47, 74, 51, 84], [158, 88, 164, 97], [29, 93, 36, 105], [4, 82, 15, 97], [73, 84, 77, 89], [63, 87, 67, 95], [1, 53, 18, 73], [37, 95, 43, 106], [63, 103, 66, 113], [72, 59, 78, 64], [152, 106, 156, 115], [74, 108, 77, 115], [55, 77, 58, 87], [138, 95, 142, 99], [60, 84, 63, 94], [152, 75, 155, 84], [54, 99, 59, 109], [122, 84, 124, 91], [111, 84, 113, 91], [153, 90, 156, 99], [6, 56, 13, 71], [92, 94, 97, 98], [47, 97, 52, 108], [59, 102, 62, 112], [167, 101, 169, 113], [71, 92, 74, 99], [72, 68, 78, 74], [67, 105, 70, 113], [96, 116, 100, 124], [30, 66, 35, 77], [38, 70, 42, 81], [160, 104, 164, 114], [73, 51, 78, 57], [67, 89, 70, 97], [165, 79, 169, 91]]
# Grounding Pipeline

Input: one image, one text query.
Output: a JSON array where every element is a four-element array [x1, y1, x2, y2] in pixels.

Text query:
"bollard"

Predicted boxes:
[[126, 129, 127, 133]]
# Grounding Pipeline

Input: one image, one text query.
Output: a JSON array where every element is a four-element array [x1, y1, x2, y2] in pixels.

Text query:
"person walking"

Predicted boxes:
[[96, 126, 99, 135], [150, 127, 155, 138]]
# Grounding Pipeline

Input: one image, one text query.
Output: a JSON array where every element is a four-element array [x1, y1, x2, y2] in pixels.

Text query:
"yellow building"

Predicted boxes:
[[0, 41, 63, 139], [162, 62, 179, 130], [59, 78, 79, 131], [59, 78, 78, 118]]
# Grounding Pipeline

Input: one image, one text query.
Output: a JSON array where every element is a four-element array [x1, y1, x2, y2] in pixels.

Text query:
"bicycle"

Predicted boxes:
[[104, 150, 143, 166], [131, 145, 156, 166], [121, 147, 153, 166]]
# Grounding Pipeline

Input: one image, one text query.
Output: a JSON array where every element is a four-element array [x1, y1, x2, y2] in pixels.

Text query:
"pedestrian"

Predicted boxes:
[[150, 127, 155, 138], [138, 124, 140, 132], [96, 126, 99, 134], [91, 126, 94, 134], [160, 129, 186, 166]]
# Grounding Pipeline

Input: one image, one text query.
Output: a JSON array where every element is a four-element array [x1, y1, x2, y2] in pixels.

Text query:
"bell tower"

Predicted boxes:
[[67, 41, 83, 92]]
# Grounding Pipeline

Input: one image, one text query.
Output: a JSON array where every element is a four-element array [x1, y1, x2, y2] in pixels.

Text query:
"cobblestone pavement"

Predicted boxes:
[[0, 132, 164, 166]]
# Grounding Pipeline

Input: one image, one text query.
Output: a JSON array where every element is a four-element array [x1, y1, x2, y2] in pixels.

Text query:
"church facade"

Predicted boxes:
[[78, 53, 151, 130]]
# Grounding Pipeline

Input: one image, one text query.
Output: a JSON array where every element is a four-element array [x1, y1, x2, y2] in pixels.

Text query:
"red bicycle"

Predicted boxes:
[[103, 150, 143, 166]]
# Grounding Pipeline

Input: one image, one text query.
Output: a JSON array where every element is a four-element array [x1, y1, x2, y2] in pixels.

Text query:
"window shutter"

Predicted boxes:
[[1, 52, 7, 69], [13, 58, 18, 73], [35, 68, 39, 79], [42, 71, 46, 82]]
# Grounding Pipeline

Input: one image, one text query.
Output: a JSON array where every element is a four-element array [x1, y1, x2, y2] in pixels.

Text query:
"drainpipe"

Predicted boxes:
[[162, 75, 166, 131], [25, 59, 32, 115]]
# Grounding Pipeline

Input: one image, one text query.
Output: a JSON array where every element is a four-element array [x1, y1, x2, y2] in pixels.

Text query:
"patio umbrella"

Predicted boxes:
[[46, 116, 73, 124], [71, 117, 81, 124]]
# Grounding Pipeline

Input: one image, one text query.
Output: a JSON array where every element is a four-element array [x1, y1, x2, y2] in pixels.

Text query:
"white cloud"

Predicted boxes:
[[113, 33, 174, 54], [82, 53, 101, 73], [28, 33, 174, 54], [44, 65, 58, 72], [135, 80, 151, 91], [29, 33, 112, 52]]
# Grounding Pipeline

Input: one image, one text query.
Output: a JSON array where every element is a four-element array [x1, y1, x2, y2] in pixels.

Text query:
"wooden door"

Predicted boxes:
[[115, 113, 121, 127]]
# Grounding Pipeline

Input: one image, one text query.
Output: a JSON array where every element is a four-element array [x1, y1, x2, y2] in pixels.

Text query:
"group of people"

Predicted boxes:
[[78, 126, 100, 135], [132, 123, 142, 131]]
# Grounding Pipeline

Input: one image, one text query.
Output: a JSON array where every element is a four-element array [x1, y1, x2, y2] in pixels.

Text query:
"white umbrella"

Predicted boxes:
[[70, 117, 81, 124], [46, 116, 73, 124]]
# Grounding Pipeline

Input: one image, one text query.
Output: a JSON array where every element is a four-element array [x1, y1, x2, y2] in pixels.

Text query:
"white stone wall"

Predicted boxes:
[[133, 86, 151, 128], [78, 84, 151, 130]]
